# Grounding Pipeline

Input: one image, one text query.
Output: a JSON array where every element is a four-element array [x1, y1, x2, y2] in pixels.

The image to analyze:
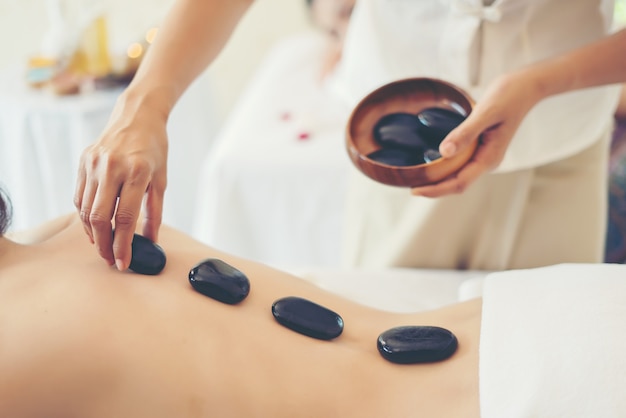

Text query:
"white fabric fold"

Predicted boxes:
[[451, 0, 503, 22]]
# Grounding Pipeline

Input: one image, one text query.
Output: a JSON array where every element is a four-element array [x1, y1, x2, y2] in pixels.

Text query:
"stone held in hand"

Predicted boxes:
[[117, 232, 166, 275], [416, 107, 466, 145], [271, 296, 344, 340], [423, 149, 442, 163], [367, 148, 426, 167], [373, 112, 426, 151], [188, 258, 251, 304], [377, 325, 458, 364]]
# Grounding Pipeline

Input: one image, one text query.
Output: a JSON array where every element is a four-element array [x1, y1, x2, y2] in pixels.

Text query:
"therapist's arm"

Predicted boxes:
[[412, 27, 626, 197], [74, 0, 254, 270]]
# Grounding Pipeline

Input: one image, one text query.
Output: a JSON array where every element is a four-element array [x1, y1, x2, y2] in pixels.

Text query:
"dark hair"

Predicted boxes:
[[0, 186, 11, 236]]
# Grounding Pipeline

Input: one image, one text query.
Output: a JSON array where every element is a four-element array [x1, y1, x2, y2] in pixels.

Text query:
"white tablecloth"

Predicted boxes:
[[193, 33, 352, 268], [0, 66, 217, 234]]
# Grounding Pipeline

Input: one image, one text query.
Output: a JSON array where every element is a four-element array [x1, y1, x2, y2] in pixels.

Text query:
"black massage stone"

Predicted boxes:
[[417, 107, 466, 144], [189, 258, 250, 304], [373, 112, 426, 151], [127, 233, 167, 275], [423, 148, 442, 163], [377, 326, 458, 364], [367, 148, 426, 166], [271, 296, 344, 340]]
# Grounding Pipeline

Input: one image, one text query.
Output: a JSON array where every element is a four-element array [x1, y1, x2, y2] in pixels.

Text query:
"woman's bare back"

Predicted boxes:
[[0, 216, 480, 417]]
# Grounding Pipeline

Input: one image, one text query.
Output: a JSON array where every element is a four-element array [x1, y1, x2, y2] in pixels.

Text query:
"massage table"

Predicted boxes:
[[301, 263, 626, 417]]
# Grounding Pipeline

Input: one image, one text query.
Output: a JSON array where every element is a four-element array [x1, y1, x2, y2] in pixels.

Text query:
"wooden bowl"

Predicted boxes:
[[346, 77, 477, 188]]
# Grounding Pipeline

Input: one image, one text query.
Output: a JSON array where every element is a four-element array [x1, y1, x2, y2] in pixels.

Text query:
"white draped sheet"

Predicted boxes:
[[480, 264, 626, 417], [193, 32, 352, 268]]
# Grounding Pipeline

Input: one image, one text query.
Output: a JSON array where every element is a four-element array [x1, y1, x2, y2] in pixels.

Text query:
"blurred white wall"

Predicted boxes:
[[3, 0, 623, 125], [0, 0, 312, 123], [207, 0, 312, 121]]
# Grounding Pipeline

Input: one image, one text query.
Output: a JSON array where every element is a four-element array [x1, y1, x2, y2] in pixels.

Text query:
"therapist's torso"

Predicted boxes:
[[335, 0, 620, 172]]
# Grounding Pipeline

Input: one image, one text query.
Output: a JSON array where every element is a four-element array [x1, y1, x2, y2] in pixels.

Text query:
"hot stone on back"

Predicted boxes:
[[189, 258, 250, 304], [377, 325, 458, 364], [121, 232, 166, 275], [271, 296, 344, 340]]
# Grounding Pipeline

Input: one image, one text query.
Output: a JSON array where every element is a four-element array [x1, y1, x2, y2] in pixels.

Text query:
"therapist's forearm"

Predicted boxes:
[[122, 0, 254, 119], [522, 28, 626, 101]]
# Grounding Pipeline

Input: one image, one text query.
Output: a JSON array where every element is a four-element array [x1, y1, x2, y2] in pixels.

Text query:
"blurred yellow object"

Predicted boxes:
[[146, 27, 158, 44], [69, 15, 112, 78], [25, 56, 59, 88], [127, 42, 144, 59], [28, 56, 58, 68]]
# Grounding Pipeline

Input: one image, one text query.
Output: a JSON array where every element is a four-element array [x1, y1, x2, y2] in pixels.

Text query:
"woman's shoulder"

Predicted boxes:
[[6, 212, 77, 244]]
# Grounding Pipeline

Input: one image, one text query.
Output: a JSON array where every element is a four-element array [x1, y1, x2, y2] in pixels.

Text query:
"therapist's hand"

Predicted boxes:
[[74, 96, 168, 271], [410, 71, 543, 198]]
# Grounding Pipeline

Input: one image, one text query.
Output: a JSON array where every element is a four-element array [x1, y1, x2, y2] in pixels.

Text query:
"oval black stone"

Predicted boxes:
[[423, 149, 442, 163], [271, 296, 344, 340], [373, 112, 427, 151], [377, 326, 458, 364], [188, 259, 250, 304], [127, 233, 167, 275], [367, 148, 426, 167], [417, 107, 466, 145]]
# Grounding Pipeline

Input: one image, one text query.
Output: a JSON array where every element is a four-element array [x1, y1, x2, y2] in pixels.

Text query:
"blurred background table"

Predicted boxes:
[[0, 66, 217, 234]]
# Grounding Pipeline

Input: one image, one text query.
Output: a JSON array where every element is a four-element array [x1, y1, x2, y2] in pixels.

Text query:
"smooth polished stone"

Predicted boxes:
[[417, 107, 466, 144], [367, 148, 425, 167], [189, 258, 250, 304], [271, 296, 344, 340], [373, 112, 426, 151], [377, 326, 458, 364], [125, 233, 167, 275], [423, 149, 442, 163]]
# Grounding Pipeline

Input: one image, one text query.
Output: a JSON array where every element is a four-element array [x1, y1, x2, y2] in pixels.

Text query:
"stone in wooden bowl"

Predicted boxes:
[[346, 77, 477, 188]]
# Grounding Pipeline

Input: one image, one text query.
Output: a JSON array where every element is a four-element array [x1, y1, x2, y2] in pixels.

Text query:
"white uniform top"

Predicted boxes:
[[334, 0, 621, 172]]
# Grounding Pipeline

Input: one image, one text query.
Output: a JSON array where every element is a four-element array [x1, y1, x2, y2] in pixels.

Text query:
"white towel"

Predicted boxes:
[[479, 263, 626, 418]]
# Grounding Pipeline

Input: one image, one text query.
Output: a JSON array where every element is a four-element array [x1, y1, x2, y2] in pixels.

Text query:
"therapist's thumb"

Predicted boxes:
[[438, 114, 486, 159]]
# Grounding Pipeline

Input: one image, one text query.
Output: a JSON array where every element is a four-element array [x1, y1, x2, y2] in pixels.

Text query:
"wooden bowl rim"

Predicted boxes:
[[346, 77, 476, 172]]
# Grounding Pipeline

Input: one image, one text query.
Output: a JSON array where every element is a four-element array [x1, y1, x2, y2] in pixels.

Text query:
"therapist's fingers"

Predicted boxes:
[[89, 174, 126, 266], [111, 166, 153, 271], [411, 126, 515, 198], [141, 177, 166, 243], [439, 106, 498, 159], [78, 180, 99, 246], [439, 69, 538, 161], [414, 72, 545, 198], [410, 158, 485, 198], [75, 146, 120, 265], [89, 161, 137, 265], [73, 162, 95, 244]]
